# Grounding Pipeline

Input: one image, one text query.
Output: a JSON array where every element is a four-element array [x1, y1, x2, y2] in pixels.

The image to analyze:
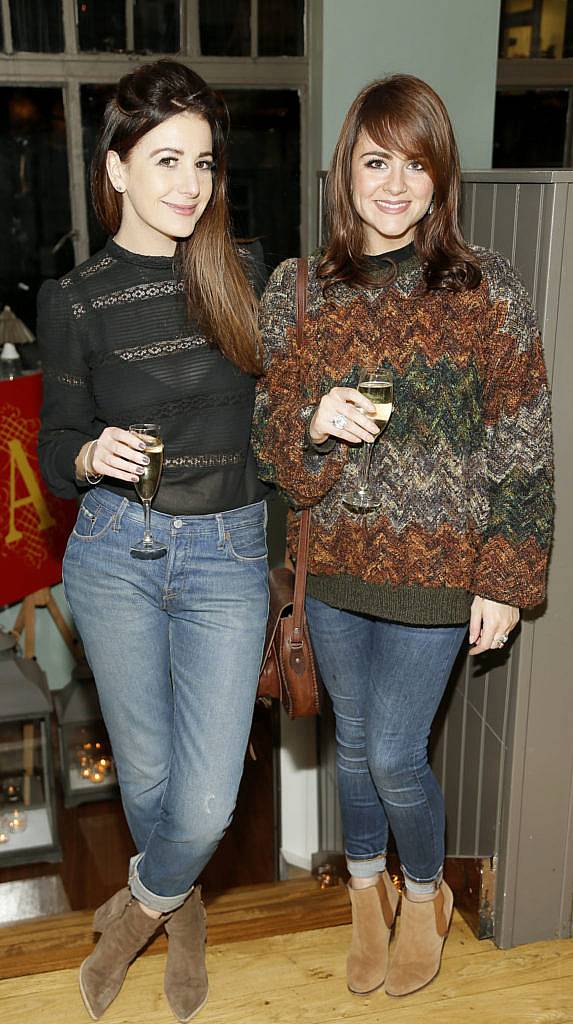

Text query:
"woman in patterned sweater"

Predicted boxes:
[[38, 61, 268, 1022], [253, 75, 553, 998]]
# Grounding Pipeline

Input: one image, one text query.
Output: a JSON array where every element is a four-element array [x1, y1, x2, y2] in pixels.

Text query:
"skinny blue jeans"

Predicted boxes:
[[62, 487, 269, 911], [305, 596, 466, 884]]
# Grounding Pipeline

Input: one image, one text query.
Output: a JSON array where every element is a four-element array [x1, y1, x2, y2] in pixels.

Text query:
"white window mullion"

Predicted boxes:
[[126, 0, 135, 52], [250, 0, 258, 59], [1, 0, 13, 53], [182, 0, 200, 57], [62, 0, 78, 54], [63, 80, 90, 264]]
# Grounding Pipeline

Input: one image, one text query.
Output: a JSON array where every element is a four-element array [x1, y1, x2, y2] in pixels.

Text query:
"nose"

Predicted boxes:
[[178, 165, 201, 198], [383, 164, 407, 195]]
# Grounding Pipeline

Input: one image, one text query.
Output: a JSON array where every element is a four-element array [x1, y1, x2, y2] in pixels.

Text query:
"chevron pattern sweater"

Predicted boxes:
[[252, 248, 554, 625]]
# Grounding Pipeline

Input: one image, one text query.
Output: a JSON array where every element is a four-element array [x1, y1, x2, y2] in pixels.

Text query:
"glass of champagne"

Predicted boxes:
[[342, 367, 394, 513], [128, 423, 167, 560]]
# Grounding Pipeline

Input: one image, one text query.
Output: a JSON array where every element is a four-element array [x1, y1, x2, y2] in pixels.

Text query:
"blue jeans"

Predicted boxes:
[[62, 487, 268, 912], [305, 596, 466, 883]]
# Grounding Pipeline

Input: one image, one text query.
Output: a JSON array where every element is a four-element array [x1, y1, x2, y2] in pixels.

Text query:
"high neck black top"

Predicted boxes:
[[37, 238, 268, 516]]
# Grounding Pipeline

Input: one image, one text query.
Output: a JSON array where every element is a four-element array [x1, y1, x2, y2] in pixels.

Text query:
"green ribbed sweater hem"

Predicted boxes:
[[306, 573, 472, 626]]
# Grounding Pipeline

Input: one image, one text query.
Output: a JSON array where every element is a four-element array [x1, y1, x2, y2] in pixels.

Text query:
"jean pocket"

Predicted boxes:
[[72, 498, 116, 541], [225, 521, 267, 562]]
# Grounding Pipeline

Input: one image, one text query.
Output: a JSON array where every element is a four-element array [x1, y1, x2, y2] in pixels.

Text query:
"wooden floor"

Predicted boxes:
[[0, 880, 571, 1024]]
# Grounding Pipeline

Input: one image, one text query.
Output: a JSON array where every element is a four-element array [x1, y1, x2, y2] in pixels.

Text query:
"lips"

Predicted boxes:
[[164, 202, 198, 217], [374, 200, 410, 213]]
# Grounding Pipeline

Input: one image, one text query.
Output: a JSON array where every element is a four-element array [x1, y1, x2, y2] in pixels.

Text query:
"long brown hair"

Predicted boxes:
[[91, 59, 262, 375], [318, 74, 481, 293]]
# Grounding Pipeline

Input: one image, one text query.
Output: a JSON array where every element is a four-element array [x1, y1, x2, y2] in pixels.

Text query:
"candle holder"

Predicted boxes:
[[8, 808, 28, 833]]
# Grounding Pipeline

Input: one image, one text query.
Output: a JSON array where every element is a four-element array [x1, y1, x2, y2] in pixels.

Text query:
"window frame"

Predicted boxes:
[[0, 0, 321, 264]]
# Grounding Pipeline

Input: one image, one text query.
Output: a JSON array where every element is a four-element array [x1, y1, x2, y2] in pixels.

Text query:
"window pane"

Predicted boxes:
[[81, 85, 300, 267], [499, 0, 573, 58], [258, 0, 304, 56], [81, 85, 116, 253], [493, 89, 569, 166], [199, 0, 250, 56], [222, 89, 300, 268], [10, 0, 64, 53], [134, 0, 180, 52], [78, 0, 126, 52], [0, 88, 73, 338]]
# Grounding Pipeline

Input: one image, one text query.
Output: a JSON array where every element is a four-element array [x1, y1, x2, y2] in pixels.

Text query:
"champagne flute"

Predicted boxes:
[[341, 367, 394, 513], [129, 423, 167, 560]]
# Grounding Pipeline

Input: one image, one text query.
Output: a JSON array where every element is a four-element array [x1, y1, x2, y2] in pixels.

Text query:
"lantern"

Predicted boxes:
[[54, 661, 119, 807], [0, 629, 61, 865]]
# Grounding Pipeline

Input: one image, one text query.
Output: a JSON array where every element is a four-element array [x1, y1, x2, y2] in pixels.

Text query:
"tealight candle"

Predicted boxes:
[[4, 783, 20, 803], [8, 810, 27, 833], [81, 766, 92, 779], [97, 757, 111, 770], [0, 824, 9, 844], [89, 767, 105, 784]]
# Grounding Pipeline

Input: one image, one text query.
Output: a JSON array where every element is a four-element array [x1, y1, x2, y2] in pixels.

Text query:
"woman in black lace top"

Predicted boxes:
[[38, 60, 268, 1023]]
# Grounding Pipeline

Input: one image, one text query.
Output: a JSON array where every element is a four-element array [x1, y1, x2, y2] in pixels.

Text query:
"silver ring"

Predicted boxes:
[[331, 413, 348, 430], [493, 633, 509, 646]]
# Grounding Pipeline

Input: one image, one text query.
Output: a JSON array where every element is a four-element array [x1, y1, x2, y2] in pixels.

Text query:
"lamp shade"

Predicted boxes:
[[0, 306, 35, 345]]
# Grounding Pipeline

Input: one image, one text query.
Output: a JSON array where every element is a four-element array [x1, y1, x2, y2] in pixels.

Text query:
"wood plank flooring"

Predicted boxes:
[[0, 881, 571, 1024]]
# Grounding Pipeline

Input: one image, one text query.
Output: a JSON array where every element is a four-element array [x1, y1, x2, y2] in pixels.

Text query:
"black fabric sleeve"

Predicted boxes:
[[37, 279, 99, 499]]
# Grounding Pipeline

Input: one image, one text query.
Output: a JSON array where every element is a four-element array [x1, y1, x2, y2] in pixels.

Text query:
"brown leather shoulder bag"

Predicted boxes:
[[257, 258, 321, 717]]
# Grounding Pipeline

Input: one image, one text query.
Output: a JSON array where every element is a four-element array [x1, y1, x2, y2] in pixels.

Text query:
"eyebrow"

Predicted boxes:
[[149, 148, 214, 158]]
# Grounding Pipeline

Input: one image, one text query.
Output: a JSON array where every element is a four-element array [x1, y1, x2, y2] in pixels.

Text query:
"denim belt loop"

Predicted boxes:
[[215, 512, 226, 548], [111, 497, 131, 531]]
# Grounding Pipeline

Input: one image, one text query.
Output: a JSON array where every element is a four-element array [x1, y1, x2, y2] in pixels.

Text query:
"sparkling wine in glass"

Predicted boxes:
[[341, 368, 394, 513], [129, 423, 167, 560]]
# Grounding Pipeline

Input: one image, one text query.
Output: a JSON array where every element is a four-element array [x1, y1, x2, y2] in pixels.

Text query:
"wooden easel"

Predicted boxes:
[[11, 587, 82, 663]]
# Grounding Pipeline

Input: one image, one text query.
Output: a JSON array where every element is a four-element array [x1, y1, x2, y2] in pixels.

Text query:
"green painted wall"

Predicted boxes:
[[322, 0, 501, 169]]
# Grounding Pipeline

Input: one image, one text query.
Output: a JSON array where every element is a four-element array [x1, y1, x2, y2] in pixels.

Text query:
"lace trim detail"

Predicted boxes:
[[72, 302, 86, 319], [43, 365, 89, 388], [164, 451, 245, 469], [129, 389, 253, 423], [79, 255, 115, 279], [95, 334, 208, 367], [92, 280, 184, 310]]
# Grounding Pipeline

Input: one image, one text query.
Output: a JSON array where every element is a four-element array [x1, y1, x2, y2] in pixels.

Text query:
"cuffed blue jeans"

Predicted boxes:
[[305, 596, 466, 884], [62, 487, 269, 912]]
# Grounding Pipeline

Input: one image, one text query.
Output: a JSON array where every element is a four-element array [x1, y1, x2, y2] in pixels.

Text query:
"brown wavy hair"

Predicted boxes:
[[318, 74, 481, 293], [91, 59, 262, 375]]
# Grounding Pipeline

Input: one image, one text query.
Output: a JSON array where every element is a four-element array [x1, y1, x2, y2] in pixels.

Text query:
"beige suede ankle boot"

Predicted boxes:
[[385, 879, 453, 996], [346, 871, 400, 995], [79, 888, 168, 1020], [164, 886, 209, 1022]]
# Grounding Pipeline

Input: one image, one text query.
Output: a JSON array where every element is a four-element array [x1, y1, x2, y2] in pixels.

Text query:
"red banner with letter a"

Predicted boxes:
[[0, 373, 78, 605]]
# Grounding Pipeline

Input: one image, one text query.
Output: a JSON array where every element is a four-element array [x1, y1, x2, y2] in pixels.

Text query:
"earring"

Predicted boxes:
[[113, 184, 125, 194], [427, 199, 434, 215]]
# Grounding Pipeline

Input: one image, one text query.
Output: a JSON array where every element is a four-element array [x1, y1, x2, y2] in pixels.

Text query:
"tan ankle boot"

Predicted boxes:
[[79, 888, 168, 1020], [164, 886, 209, 1022], [346, 871, 400, 995], [385, 879, 453, 996]]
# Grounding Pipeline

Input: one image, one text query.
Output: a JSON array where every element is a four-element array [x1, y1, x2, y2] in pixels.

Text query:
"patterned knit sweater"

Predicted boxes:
[[252, 247, 554, 626]]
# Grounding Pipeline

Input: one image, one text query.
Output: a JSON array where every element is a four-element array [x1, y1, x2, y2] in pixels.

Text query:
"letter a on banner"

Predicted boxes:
[[5, 438, 56, 544]]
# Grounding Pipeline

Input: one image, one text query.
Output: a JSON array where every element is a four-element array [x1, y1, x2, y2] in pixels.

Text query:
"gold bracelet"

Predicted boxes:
[[83, 439, 103, 485]]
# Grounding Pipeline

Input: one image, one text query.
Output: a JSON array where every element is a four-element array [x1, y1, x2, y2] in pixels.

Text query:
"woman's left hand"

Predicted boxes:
[[468, 596, 520, 655]]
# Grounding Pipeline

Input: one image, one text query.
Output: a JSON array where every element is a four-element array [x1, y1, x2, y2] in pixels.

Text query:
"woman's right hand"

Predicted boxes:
[[76, 428, 150, 483], [309, 387, 380, 445]]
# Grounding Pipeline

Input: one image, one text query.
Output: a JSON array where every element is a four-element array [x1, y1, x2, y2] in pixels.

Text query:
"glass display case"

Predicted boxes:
[[54, 661, 119, 807], [0, 629, 61, 866]]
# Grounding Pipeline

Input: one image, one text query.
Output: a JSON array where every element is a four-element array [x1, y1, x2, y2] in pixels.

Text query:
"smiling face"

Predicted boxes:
[[106, 110, 214, 255], [350, 130, 434, 255]]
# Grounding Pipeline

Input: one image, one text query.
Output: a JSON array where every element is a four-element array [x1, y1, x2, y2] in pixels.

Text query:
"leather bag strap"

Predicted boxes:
[[292, 258, 310, 649]]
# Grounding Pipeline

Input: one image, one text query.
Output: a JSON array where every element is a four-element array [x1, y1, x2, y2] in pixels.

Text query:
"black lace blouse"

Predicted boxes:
[[37, 238, 268, 516]]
